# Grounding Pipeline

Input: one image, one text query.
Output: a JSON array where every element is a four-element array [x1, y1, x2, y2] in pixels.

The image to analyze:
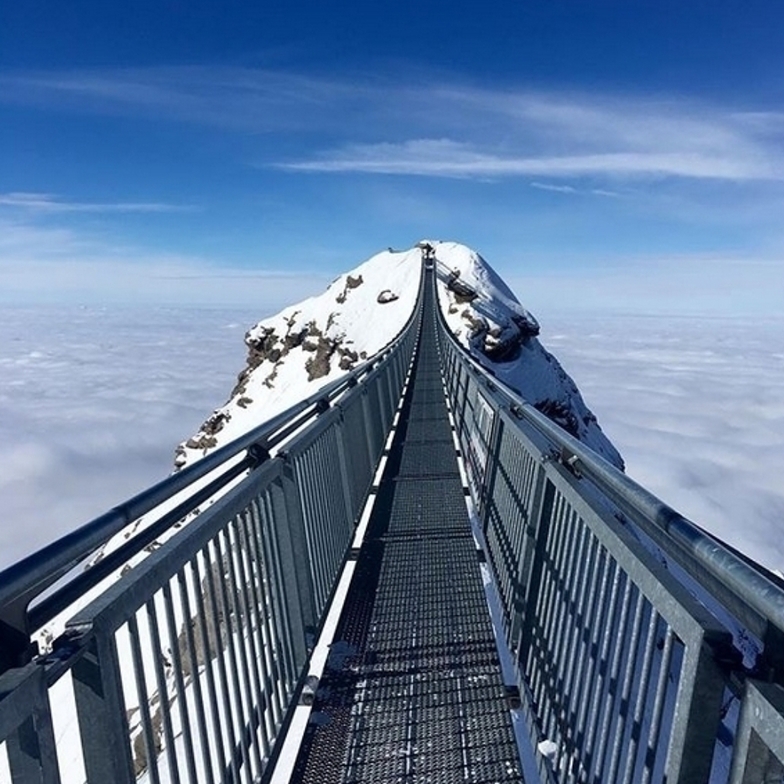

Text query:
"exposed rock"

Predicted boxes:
[[338, 347, 359, 370], [173, 445, 187, 469], [185, 434, 218, 451], [201, 411, 230, 436], [336, 274, 364, 303], [377, 289, 399, 304], [184, 410, 229, 454], [447, 270, 478, 303], [305, 336, 337, 380], [534, 399, 580, 439]]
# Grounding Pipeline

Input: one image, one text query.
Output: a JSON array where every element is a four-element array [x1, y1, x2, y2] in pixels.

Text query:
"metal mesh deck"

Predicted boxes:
[[292, 283, 522, 783]]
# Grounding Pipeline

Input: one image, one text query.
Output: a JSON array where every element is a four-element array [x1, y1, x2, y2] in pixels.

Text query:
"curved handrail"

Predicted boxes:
[[0, 261, 425, 662], [431, 267, 784, 640]]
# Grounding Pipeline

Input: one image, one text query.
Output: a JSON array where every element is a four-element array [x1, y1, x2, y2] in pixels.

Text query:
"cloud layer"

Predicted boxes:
[[541, 311, 784, 574], [3, 305, 781, 582], [0, 304, 260, 568]]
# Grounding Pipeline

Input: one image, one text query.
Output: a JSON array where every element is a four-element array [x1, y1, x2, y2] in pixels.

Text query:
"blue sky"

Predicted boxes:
[[2, 0, 784, 312]]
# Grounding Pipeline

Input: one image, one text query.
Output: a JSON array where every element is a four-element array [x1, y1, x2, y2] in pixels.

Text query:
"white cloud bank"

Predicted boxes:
[[2, 305, 781, 581], [0, 218, 330, 308], [0, 305, 260, 568], [541, 311, 784, 575]]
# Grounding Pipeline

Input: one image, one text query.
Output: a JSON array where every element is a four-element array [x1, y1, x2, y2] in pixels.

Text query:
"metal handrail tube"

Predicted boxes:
[[0, 292, 419, 666], [27, 455, 253, 631], [0, 261, 425, 784], [432, 262, 784, 780], [432, 284, 784, 639]]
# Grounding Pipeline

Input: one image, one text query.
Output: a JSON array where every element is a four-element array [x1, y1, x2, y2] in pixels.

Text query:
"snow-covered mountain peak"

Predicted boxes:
[[432, 240, 622, 467], [175, 246, 422, 468], [177, 240, 623, 470]]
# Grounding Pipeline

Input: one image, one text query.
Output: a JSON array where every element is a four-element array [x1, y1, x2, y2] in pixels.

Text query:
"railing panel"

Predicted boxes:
[[729, 680, 784, 784], [287, 419, 352, 617], [434, 315, 767, 784], [58, 462, 308, 784], [0, 664, 61, 784]]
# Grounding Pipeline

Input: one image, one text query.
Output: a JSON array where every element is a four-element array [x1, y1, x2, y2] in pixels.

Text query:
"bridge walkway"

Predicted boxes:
[[291, 273, 523, 783]]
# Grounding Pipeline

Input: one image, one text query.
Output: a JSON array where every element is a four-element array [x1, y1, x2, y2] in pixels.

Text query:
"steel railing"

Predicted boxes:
[[433, 266, 784, 784], [3, 247, 783, 784], [0, 266, 424, 784]]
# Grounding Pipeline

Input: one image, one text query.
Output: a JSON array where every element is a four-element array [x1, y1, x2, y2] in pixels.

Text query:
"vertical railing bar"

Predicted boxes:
[[546, 504, 582, 741], [559, 525, 595, 747], [162, 580, 199, 784], [570, 543, 606, 758], [258, 500, 285, 741], [146, 596, 182, 784], [572, 539, 607, 749], [324, 435, 344, 578], [213, 530, 254, 782], [3, 666, 62, 784], [177, 566, 216, 784], [310, 449, 329, 614], [248, 498, 279, 740], [191, 550, 233, 781], [127, 613, 162, 784], [583, 557, 621, 777], [310, 449, 331, 614], [292, 456, 315, 612], [535, 490, 568, 740], [265, 489, 299, 704], [202, 542, 242, 784], [530, 485, 568, 727], [641, 625, 675, 784], [556, 519, 595, 770], [257, 494, 290, 720], [592, 570, 632, 784], [292, 458, 318, 613], [528, 489, 564, 719], [606, 586, 646, 784], [223, 519, 265, 778], [302, 444, 329, 604], [621, 606, 659, 784], [235, 510, 272, 759]]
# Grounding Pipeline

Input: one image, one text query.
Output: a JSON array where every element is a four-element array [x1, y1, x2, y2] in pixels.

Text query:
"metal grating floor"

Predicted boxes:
[[291, 281, 523, 783]]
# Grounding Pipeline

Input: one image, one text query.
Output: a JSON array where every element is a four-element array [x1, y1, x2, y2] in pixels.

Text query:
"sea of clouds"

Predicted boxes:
[[540, 310, 784, 575], [1, 305, 782, 577], [0, 304, 260, 568]]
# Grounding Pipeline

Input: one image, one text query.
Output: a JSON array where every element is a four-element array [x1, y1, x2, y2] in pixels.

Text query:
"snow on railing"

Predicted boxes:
[[434, 267, 784, 784]]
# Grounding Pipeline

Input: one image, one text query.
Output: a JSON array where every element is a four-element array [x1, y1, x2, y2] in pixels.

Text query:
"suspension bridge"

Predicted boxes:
[[1, 251, 783, 784]]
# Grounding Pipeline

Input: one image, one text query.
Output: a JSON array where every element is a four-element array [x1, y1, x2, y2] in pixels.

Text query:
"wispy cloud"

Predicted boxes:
[[0, 67, 362, 133], [280, 138, 781, 181], [530, 181, 620, 197], [2, 67, 783, 184], [530, 182, 579, 194], [0, 192, 194, 213]]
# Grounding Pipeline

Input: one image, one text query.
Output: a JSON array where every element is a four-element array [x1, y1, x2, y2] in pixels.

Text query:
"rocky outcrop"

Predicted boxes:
[[377, 289, 399, 304], [335, 274, 363, 304]]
